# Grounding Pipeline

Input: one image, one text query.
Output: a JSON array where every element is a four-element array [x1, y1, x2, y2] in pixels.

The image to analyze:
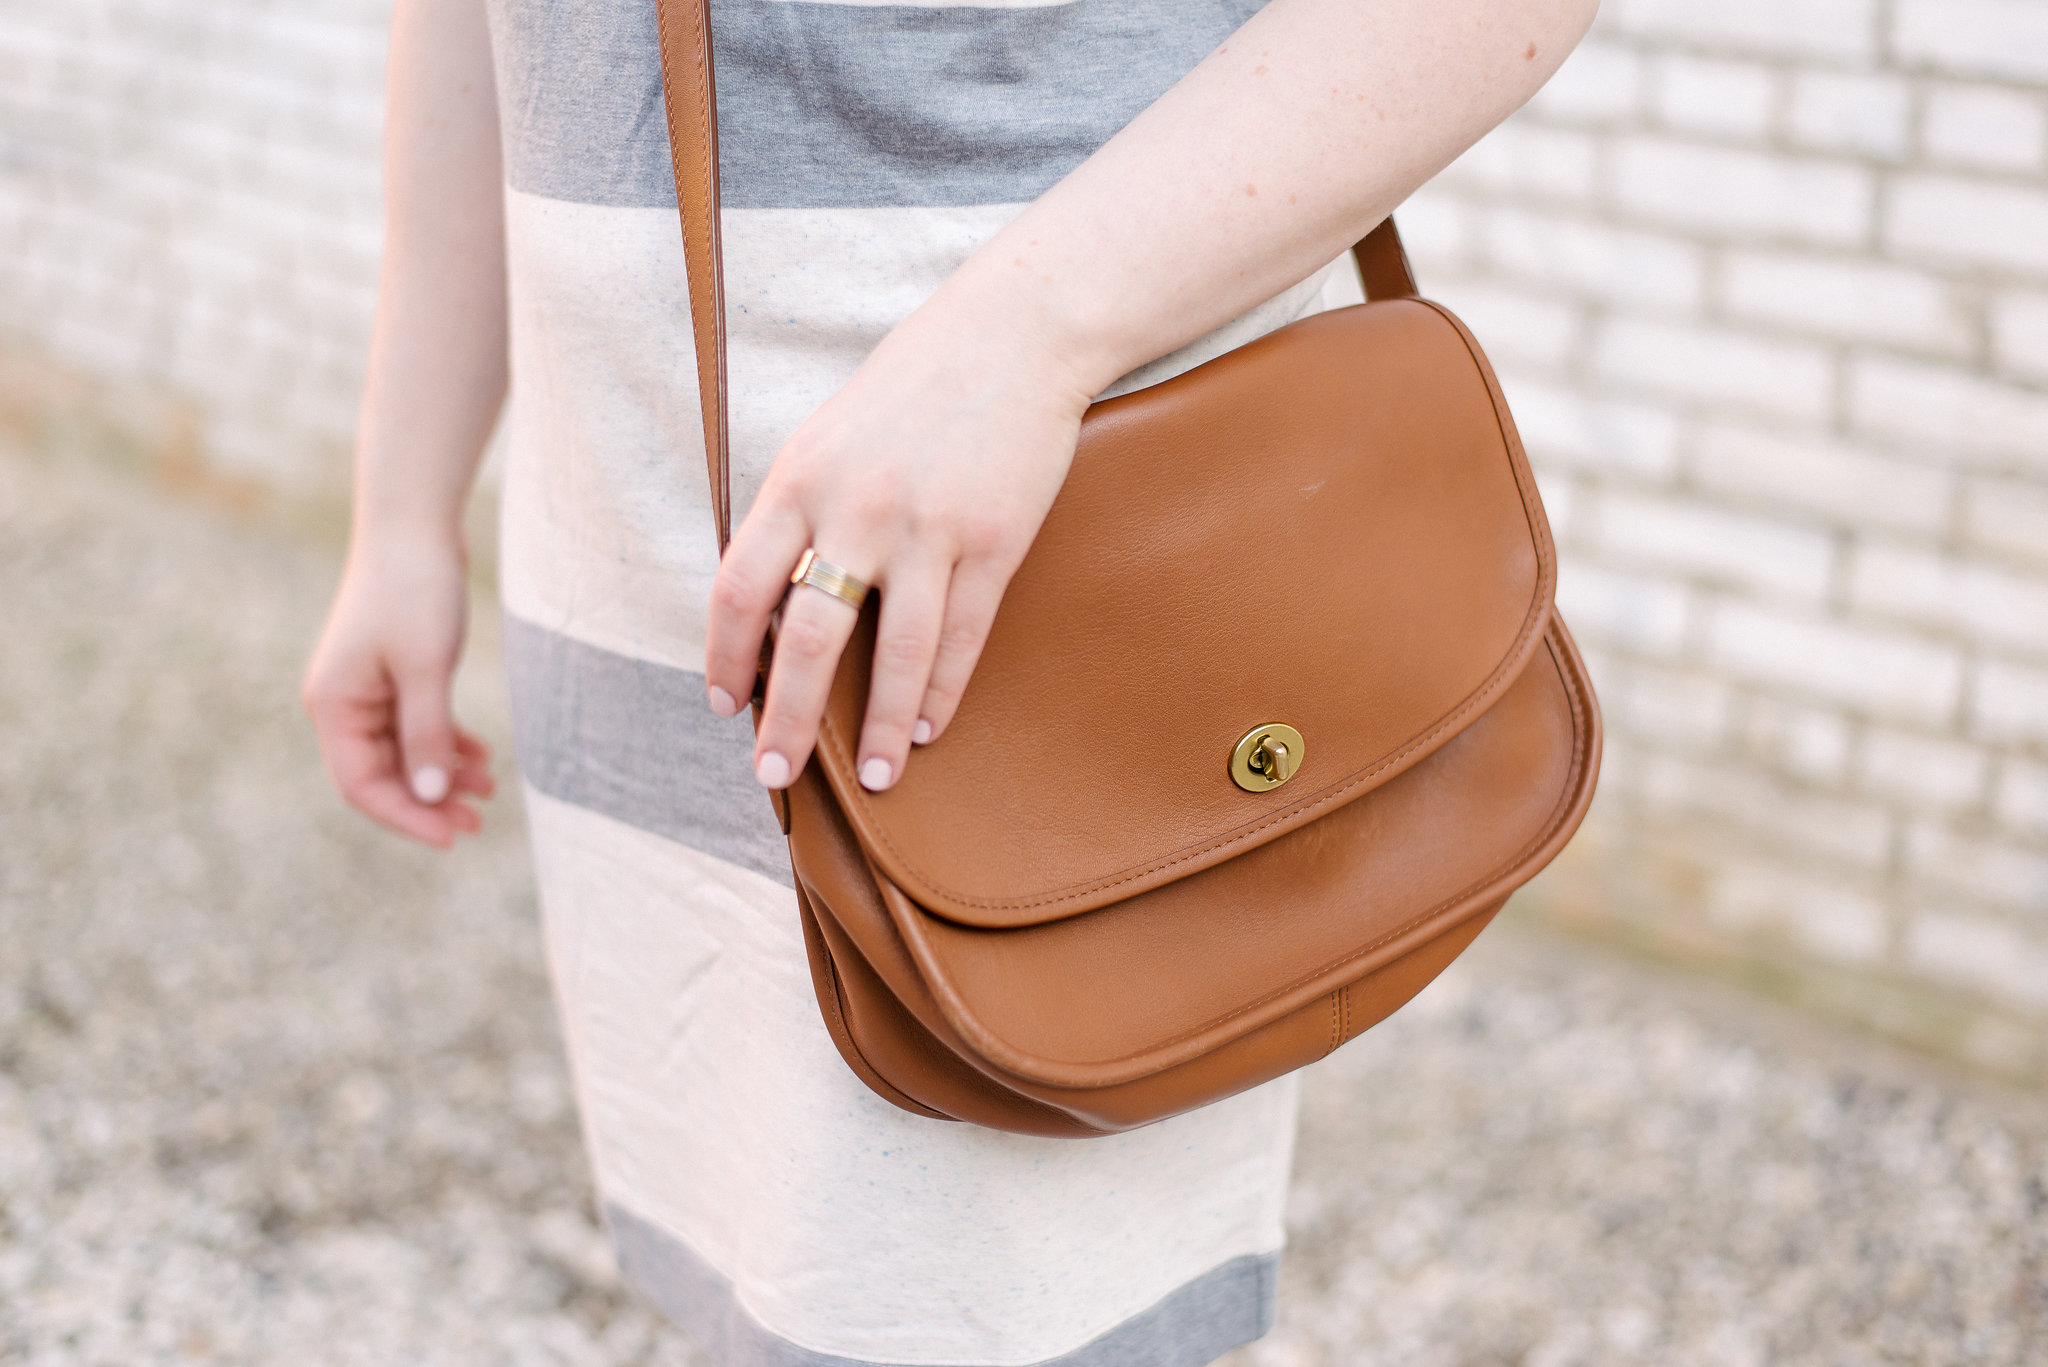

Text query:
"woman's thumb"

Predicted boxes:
[[394, 661, 460, 805]]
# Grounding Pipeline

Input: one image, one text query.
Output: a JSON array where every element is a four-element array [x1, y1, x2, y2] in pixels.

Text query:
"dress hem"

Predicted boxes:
[[606, 1201, 1280, 1367]]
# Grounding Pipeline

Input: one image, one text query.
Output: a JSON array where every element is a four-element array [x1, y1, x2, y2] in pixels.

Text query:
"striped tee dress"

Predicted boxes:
[[485, 0, 1365, 1362]]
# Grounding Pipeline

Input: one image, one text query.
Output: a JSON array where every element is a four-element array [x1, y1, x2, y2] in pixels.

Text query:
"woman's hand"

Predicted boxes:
[[303, 531, 496, 846], [702, 305, 1095, 793]]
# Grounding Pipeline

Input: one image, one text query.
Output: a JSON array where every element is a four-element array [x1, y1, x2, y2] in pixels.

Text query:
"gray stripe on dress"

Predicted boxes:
[[607, 1201, 1281, 1367], [504, 615, 794, 887], [486, 0, 676, 211], [487, 0, 1267, 210]]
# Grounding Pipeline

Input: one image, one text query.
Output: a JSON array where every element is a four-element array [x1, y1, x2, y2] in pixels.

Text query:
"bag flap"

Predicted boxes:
[[811, 298, 1554, 927]]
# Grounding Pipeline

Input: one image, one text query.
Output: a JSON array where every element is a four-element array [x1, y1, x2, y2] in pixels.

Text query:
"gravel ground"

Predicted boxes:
[[2, 444, 2043, 1366]]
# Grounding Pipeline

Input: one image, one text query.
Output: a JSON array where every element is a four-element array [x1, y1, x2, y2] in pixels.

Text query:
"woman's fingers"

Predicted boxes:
[[394, 651, 461, 804], [854, 556, 949, 790], [450, 728, 497, 798], [309, 686, 474, 847], [916, 560, 1009, 744], [746, 545, 1009, 790], [304, 629, 493, 846], [751, 563, 867, 788], [703, 502, 811, 717], [301, 529, 488, 848]]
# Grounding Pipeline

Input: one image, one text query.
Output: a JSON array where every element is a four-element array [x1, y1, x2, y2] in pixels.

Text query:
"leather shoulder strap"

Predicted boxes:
[[1353, 217, 1416, 302], [656, 0, 733, 549], [652, 0, 1415, 551]]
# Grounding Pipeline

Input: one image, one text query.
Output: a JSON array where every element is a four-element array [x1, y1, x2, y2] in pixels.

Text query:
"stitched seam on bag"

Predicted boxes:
[[938, 633, 1594, 1078], [821, 304, 1559, 917]]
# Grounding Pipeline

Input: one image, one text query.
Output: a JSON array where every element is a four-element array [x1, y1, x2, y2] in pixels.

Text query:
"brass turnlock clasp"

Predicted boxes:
[[1230, 723, 1305, 792]]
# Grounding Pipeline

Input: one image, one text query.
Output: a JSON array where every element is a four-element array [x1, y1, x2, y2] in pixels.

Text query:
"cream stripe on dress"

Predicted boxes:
[[498, 187, 1359, 676]]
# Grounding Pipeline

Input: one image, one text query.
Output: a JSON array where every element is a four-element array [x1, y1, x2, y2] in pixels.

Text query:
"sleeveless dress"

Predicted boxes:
[[484, 1, 1362, 1362]]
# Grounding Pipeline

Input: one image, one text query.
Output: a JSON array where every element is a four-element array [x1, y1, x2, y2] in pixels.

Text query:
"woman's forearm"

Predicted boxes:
[[931, 0, 1599, 393], [353, 0, 507, 549], [302, 0, 505, 847]]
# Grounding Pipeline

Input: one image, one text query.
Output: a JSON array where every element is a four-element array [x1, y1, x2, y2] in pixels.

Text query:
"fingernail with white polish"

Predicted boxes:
[[411, 765, 450, 804], [860, 757, 891, 791], [911, 719, 933, 745], [707, 684, 738, 717], [755, 750, 791, 788]]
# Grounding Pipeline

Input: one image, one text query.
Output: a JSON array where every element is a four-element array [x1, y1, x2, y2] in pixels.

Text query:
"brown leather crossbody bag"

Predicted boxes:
[[654, 0, 1601, 1137]]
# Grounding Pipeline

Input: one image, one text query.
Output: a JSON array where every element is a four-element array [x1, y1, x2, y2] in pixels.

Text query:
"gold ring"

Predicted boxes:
[[789, 547, 871, 609]]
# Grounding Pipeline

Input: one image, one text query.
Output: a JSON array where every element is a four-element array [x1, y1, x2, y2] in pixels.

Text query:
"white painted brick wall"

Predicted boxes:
[[1739, 697, 1854, 786], [1962, 474, 2048, 570], [1993, 758, 2048, 835], [1907, 913, 2048, 1012], [1990, 289, 2048, 382], [1894, 1, 2048, 84], [1647, 54, 1777, 141], [1786, 71, 1912, 159], [1690, 424, 1951, 536], [0, 0, 388, 491], [1848, 355, 2048, 472], [1719, 251, 1969, 355], [1887, 175, 2048, 275], [1975, 660, 2048, 747], [1412, 2, 2048, 1077], [1556, 562, 1692, 657], [1443, 123, 1601, 202], [1590, 317, 1835, 419], [1477, 210, 1706, 313], [1609, 0, 1878, 65], [1589, 488, 1834, 603], [1527, 41, 1643, 123], [1849, 544, 2048, 659], [1921, 84, 2047, 172], [1859, 727, 1991, 812], [1603, 658, 1732, 751], [4, 0, 2048, 1080], [1508, 381, 1683, 478], [1706, 602, 1965, 726], [1711, 860, 1890, 965], [1612, 137, 1875, 245]]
